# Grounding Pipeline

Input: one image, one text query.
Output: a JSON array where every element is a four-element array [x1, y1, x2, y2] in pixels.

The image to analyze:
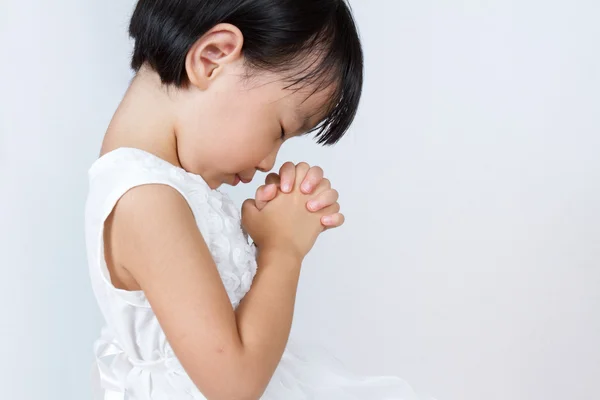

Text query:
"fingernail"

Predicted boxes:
[[302, 183, 311, 192], [322, 216, 332, 224], [282, 184, 291, 192], [308, 201, 319, 211]]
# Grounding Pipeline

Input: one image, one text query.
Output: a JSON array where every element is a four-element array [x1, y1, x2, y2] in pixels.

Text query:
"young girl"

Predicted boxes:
[[86, 1, 434, 399]]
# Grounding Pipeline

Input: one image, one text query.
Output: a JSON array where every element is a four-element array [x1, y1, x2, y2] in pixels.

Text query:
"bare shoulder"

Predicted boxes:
[[106, 183, 213, 292], [103, 184, 196, 290]]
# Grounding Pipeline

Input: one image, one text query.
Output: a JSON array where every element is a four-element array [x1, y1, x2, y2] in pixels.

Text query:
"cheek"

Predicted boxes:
[[189, 85, 280, 170], [226, 112, 277, 158], [228, 131, 277, 167]]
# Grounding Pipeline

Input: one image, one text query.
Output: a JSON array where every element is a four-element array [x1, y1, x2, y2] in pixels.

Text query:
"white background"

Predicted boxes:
[[1, 1, 599, 399]]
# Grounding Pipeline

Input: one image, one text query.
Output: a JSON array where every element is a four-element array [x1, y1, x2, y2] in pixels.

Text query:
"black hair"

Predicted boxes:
[[129, 0, 364, 145]]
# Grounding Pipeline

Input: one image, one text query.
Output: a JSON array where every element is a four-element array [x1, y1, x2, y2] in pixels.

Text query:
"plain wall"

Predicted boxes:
[[1, 1, 598, 399]]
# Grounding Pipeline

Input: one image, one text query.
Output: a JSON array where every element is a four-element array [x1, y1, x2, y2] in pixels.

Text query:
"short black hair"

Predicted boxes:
[[129, 0, 364, 145]]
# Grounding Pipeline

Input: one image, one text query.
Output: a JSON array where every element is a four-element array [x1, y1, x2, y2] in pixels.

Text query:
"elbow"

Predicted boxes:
[[198, 380, 266, 400], [234, 384, 267, 400], [189, 360, 270, 400], [232, 368, 272, 400]]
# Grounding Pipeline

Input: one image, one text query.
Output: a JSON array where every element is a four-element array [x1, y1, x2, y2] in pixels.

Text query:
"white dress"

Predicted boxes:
[[85, 147, 435, 400]]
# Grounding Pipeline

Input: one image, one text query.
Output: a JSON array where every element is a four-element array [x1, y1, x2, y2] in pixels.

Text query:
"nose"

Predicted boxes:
[[256, 145, 280, 173]]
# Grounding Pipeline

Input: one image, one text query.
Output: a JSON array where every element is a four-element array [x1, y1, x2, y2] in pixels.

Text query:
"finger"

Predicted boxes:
[[255, 184, 277, 210], [265, 173, 281, 186], [306, 189, 339, 212], [241, 198, 261, 232], [321, 213, 345, 229], [300, 166, 324, 194], [241, 198, 258, 221], [312, 178, 331, 195], [318, 202, 341, 218], [279, 162, 296, 192], [294, 162, 311, 190]]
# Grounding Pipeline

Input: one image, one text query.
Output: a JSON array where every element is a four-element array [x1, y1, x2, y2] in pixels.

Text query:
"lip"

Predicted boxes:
[[232, 174, 252, 186]]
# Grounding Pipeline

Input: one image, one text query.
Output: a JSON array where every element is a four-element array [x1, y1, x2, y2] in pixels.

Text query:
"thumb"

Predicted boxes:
[[255, 184, 277, 210], [241, 198, 259, 225]]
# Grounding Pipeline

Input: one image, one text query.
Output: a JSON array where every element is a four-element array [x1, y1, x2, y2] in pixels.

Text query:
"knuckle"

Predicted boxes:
[[265, 173, 281, 186], [279, 163, 295, 176], [310, 166, 324, 176], [295, 163, 311, 182], [242, 199, 253, 210]]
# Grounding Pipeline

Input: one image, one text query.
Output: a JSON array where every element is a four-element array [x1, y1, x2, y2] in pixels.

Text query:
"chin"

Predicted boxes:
[[205, 178, 223, 190]]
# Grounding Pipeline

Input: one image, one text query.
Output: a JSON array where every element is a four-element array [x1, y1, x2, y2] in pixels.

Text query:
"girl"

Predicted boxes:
[[86, 0, 434, 399]]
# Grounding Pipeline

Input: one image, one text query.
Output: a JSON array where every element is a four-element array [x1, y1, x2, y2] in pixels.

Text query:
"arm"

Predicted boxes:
[[234, 249, 302, 388], [107, 184, 301, 400]]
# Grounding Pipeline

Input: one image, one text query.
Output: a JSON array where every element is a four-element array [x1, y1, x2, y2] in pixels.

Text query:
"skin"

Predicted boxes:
[[101, 23, 346, 400], [255, 163, 343, 228]]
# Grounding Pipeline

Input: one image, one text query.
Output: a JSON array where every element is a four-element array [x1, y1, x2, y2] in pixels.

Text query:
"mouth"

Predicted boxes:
[[233, 174, 252, 186]]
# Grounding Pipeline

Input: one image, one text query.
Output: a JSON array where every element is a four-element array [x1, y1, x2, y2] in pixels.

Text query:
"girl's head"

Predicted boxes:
[[128, 0, 363, 189]]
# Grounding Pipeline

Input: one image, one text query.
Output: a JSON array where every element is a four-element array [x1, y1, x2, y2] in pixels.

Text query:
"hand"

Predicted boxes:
[[242, 164, 340, 261], [254, 162, 345, 229]]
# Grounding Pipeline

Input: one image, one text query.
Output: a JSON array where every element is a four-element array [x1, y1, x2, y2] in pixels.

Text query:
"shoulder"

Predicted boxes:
[[108, 182, 201, 270], [85, 146, 208, 223]]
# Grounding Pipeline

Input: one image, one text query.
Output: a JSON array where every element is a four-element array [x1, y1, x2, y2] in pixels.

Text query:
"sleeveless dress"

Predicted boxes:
[[85, 147, 434, 400]]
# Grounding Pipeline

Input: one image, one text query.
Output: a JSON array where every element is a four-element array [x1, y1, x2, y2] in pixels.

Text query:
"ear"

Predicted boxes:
[[185, 23, 244, 90]]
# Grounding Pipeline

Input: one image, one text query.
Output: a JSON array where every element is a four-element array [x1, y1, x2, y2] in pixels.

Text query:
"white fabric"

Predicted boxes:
[[85, 147, 434, 400]]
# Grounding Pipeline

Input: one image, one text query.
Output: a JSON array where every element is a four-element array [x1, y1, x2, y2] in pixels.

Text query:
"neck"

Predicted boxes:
[[101, 65, 183, 169]]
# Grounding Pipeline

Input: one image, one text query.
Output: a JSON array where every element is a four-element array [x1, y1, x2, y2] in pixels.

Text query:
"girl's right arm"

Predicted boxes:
[[106, 176, 335, 400]]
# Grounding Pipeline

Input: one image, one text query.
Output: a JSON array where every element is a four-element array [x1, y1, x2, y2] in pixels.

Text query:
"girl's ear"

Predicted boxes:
[[185, 23, 244, 90]]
